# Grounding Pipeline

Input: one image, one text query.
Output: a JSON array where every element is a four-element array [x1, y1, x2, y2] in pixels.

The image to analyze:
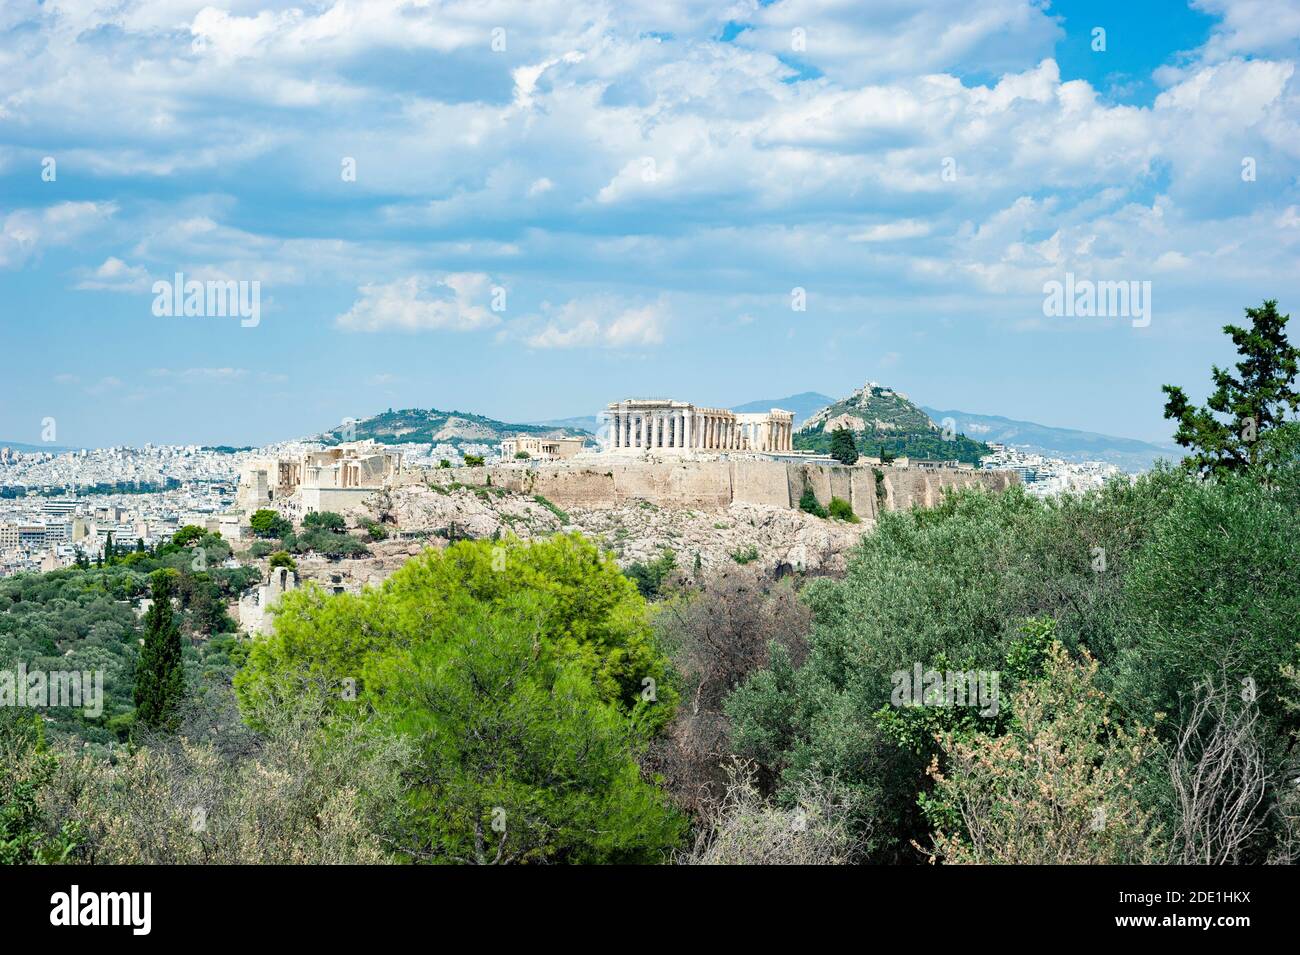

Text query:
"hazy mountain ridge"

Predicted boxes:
[[317, 408, 589, 446], [306, 392, 1174, 470], [920, 407, 1177, 471]]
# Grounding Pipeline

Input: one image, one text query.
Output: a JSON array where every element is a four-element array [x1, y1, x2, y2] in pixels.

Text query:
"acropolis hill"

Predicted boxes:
[[229, 394, 1017, 593]]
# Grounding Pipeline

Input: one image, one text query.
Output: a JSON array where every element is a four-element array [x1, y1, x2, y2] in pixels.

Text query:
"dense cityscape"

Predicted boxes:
[[0, 434, 1126, 578]]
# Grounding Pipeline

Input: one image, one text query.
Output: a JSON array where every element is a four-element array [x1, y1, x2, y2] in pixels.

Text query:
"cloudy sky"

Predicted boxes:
[[2, 0, 1299, 447]]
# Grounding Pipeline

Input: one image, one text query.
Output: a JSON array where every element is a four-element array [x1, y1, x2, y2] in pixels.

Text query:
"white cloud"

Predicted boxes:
[[523, 297, 668, 349], [0, 202, 116, 270], [147, 367, 250, 381], [336, 274, 499, 332], [75, 256, 151, 292], [849, 220, 931, 242]]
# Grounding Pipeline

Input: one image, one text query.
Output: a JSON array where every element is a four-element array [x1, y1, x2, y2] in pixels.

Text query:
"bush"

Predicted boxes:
[[730, 544, 759, 565], [463, 454, 485, 467], [269, 551, 297, 571], [827, 497, 858, 522], [798, 487, 828, 518], [680, 762, 862, 865], [924, 642, 1164, 864], [624, 550, 677, 600]]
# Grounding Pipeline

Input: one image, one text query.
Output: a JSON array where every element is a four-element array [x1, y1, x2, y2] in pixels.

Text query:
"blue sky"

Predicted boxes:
[[2, 0, 1299, 447]]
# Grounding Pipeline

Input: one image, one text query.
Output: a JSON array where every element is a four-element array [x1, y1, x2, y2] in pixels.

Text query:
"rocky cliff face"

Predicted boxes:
[[379, 483, 868, 577]]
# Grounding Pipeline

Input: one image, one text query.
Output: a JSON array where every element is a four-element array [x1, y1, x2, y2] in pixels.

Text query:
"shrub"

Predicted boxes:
[[827, 497, 858, 522], [269, 551, 297, 571], [798, 486, 828, 518], [730, 544, 759, 565]]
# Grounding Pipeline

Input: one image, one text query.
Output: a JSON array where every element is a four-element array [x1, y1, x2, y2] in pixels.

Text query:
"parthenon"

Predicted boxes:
[[604, 399, 794, 453]]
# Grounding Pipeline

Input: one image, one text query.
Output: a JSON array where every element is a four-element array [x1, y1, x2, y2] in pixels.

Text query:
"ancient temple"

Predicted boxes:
[[603, 399, 794, 453]]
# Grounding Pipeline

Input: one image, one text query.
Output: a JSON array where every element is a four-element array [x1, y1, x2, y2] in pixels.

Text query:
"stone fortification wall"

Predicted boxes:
[[415, 459, 1018, 519]]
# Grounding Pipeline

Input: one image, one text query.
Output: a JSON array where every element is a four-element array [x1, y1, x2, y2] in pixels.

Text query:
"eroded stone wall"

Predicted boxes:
[[418, 459, 1018, 520]]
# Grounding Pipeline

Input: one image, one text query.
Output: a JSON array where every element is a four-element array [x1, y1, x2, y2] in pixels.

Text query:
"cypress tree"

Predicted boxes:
[[829, 426, 859, 465], [134, 571, 186, 731]]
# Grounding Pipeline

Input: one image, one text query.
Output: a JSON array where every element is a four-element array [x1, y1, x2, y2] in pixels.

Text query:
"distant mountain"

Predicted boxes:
[[0, 441, 76, 453], [796, 382, 990, 464], [920, 407, 1177, 472], [317, 408, 591, 447], [731, 392, 834, 427], [528, 414, 600, 433]]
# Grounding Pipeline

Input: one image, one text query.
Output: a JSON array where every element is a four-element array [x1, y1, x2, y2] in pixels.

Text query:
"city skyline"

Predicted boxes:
[[3, 0, 1300, 448]]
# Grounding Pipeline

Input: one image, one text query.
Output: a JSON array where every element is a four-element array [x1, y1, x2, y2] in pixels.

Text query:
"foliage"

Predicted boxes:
[[730, 544, 759, 564], [798, 486, 828, 518], [249, 509, 292, 539], [1163, 299, 1299, 475], [726, 476, 1189, 860], [646, 568, 810, 815], [302, 511, 347, 533], [237, 533, 677, 727], [463, 454, 485, 467], [680, 761, 862, 864], [923, 642, 1164, 864], [827, 497, 858, 522], [26, 686, 413, 864], [0, 712, 82, 864], [290, 528, 370, 559], [532, 494, 569, 524], [370, 600, 684, 863], [269, 551, 297, 571], [623, 549, 678, 599], [828, 426, 859, 465], [133, 571, 186, 732]]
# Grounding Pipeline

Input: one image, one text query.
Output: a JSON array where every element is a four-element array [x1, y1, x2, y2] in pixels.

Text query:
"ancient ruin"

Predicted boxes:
[[236, 441, 403, 516], [603, 399, 794, 452], [499, 435, 587, 460]]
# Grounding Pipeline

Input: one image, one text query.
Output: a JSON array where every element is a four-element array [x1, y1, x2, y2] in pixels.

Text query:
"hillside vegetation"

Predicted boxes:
[[319, 407, 590, 447], [796, 382, 990, 463]]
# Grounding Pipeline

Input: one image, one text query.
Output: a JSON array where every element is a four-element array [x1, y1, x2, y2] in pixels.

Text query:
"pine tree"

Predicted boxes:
[[1162, 299, 1300, 475], [134, 571, 186, 732], [829, 426, 859, 465]]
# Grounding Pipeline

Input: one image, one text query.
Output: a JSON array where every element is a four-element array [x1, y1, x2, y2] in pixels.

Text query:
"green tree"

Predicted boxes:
[[1163, 299, 1300, 475], [172, 524, 206, 548], [302, 511, 346, 533], [829, 426, 859, 465], [134, 571, 186, 732], [371, 600, 684, 863], [463, 454, 485, 467], [249, 509, 292, 539], [236, 534, 677, 727]]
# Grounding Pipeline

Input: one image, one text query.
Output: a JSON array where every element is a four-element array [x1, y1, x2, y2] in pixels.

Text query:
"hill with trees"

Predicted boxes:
[[316, 407, 590, 447], [795, 381, 991, 464]]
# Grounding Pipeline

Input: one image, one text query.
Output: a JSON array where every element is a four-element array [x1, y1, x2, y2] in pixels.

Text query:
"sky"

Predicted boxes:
[[2, 0, 1299, 448]]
